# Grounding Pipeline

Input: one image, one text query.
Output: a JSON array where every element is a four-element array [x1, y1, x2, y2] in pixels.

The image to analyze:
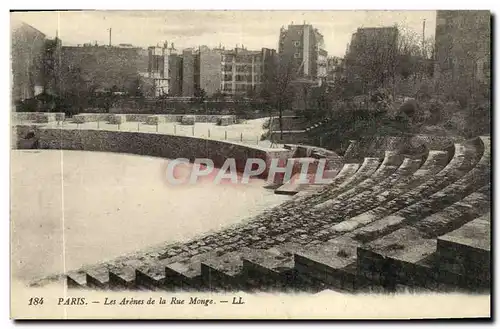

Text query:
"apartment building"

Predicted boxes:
[[181, 48, 196, 97], [278, 23, 328, 83], [221, 47, 269, 96], [180, 46, 277, 97], [146, 42, 184, 97]]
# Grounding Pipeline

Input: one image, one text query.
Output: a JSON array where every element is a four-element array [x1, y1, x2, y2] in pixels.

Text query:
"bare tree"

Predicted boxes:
[[260, 55, 295, 141], [344, 24, 434, 98]]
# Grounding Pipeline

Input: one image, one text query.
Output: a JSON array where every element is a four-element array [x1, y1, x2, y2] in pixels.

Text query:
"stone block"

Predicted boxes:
[[108, 267, 136, 290], [66, 272, 87, 289], [181, 115, 195, 125], [86, 267, 110, 289], [34, 113, 57, 123], [145, 115, 166, 125], [108, 114, 127, 124], [293, 239, 360, 291]]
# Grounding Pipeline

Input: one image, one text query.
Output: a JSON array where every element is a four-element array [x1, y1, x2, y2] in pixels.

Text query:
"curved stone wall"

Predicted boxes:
[[13, 125, 293, 177]]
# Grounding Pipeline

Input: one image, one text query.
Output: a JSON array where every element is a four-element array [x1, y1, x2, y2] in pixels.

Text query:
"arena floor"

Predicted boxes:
[[10, 149, 289, 282]]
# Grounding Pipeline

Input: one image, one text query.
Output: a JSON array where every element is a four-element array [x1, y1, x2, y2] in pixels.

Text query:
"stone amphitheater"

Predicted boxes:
[[14, 113, 491, 294]]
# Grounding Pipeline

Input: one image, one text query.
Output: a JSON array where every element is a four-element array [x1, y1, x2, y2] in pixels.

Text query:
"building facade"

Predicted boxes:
[[168, 52, 183, 96], [147, 42, 183, 97], [148, 44, 169, 97], [199, 46, 223, 96], [179, 46, 277, 97], [11, 21, 46, 103], [221, 47, 271, 96], [181, 48, 196, 97], [434, 10, 491, 100], [278, 23, 328, 83]]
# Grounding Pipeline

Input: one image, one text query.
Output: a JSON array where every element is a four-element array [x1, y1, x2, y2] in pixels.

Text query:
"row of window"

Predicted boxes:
[[223, 75, 261, 82], [221, 84, 260, 92], [222, 64, 261, 71]]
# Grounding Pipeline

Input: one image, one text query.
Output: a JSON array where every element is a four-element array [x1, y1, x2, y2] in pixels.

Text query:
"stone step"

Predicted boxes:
[[164, 250, 222, 291], [283, 163, 360, 205], [315, 154, 412, 210], [108, 266, 136, 290], [200, 248, 259, 291], [86, 267, 110, 290], [310, 157, 381, 206], [437, 213, 490, 280], [66, 272, 87, 289], [357, 196, 491, 293], [294, 237, 361, 293], [241, 243, 302, 292], [415, 185, 491, 238], [357, 227, 439, 292], [331, 151, 447, 212], [350, 140, 488, 244], [135, 259, 172, 291], [275, 173, 326, 196]]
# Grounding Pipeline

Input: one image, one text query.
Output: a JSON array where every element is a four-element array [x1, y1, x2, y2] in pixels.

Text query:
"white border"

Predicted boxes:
[[2, 2, 498, 328]]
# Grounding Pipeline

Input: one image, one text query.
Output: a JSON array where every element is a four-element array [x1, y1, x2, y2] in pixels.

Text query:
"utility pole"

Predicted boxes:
[[422, 19, 426, 58], [108, 28, 112, 47]]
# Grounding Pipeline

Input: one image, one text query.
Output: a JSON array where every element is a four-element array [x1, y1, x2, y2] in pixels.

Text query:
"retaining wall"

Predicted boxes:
[[13, 125, 292, 179], [12, 112, 65, 122]]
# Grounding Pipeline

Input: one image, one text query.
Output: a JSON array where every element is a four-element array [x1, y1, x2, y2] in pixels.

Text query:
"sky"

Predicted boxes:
[[11, 10, 436, 57]]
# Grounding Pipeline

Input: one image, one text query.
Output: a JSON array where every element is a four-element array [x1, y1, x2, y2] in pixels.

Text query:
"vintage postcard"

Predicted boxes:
[[10, 10, 491, 319]]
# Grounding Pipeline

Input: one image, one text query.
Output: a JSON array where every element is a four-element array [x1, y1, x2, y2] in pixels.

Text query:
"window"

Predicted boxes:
[[293, 41, 301, 47]]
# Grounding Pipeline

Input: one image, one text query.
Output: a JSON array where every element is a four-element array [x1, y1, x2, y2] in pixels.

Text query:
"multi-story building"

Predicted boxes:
[[148, 43, 169, 97], [278, 23, 328, 83], [434, 10, 491, 99], [11, 20, 46, 103], [168, 50, 183, 96], [182, 48, 196, 97], [344, 26, 399, 93], [199, 46, 223, 96], [180, 46, 277, 97], [220, 47, 276, 96], [147, 42, 183, 97]]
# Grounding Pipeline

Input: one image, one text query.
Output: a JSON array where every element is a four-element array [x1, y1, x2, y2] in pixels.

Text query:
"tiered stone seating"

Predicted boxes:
[[276, 163, 360, 209], [297, 157, 381, 207], [352, 137, 489, 243], [357, 187, 490, 293], [61, 136, 490, 294], [314, 151, 406, 209], [342, 138, 486, 243]]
